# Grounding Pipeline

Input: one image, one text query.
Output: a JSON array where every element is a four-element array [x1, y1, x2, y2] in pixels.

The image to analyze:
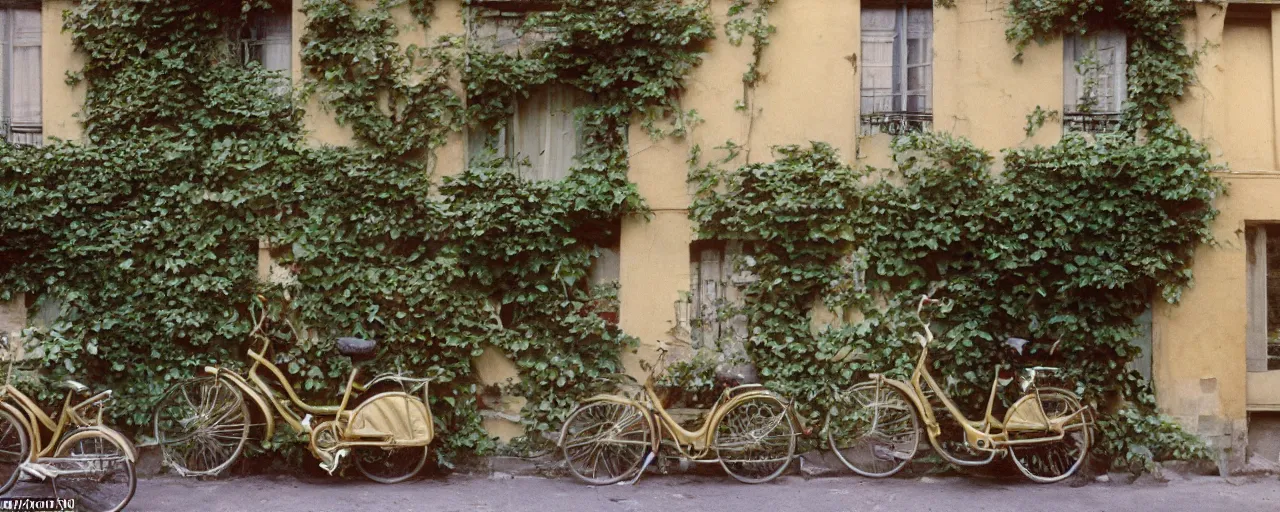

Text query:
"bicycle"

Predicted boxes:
[[825, 295, 1093, 483], [152, 296, 437, 483], [558, 347, 806, 485], [0, 335, 137, 512]]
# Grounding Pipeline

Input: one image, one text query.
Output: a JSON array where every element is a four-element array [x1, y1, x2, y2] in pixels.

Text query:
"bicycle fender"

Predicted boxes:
[[56, 426, 138, 462], [558, 395, 658, 453], [202, 366, 275, 441]]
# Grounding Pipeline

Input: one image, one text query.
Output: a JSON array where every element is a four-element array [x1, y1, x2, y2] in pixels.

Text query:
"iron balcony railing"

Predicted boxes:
[[860, 111, 933, 136], [1063, 111, 1122, 134]]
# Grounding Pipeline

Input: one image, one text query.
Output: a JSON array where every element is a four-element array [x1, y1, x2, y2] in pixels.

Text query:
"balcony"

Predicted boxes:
[[1062, 111, 1122, 134], [860, 111, 932, 136]]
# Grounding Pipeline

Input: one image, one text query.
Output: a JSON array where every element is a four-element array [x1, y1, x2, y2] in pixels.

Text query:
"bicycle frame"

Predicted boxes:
[[200, 304, 434, 456], [870, 296, 1089, 458], [573, 351, 804, 463], [644, 379, 775, 460], [1, 384, 128, 463]]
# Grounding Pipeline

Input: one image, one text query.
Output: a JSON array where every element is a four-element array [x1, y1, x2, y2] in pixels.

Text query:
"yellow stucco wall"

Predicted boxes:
[[41, 1, 83, 141], [1153, 4, 1280, 466], [18, 0, 1280, 456]]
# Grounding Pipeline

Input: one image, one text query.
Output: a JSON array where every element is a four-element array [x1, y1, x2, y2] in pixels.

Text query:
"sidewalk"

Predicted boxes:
[[12, 471, 1278, 512]]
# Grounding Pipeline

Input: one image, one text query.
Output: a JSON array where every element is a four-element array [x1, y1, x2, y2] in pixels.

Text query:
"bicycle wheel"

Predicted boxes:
[[826, 380, 919, 477], [713, 395, 796, 484], [0, 408, 30, 494], [1007, 391, 1091, 483], [153, 376, 250, 477], [921, 387, 995, 466], [51, 429, 136, 512], [559, 401, 652, 485], [355, 446, 429, 484]]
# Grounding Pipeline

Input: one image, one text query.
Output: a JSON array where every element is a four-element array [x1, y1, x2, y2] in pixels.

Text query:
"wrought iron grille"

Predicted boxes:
[[1062, 111, 1122, 134], [860, 111, 932, 136]]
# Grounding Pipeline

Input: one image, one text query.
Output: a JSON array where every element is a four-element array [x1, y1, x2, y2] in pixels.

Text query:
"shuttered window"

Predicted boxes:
[[468, 8, 591, 182], [228, 8, 291, 94], [860, 3, 931, 135], [689, 242, 753, 350], [1, 7, 41, 146], [249, 12, 291, 76], [1063, 30, 1126, 132]]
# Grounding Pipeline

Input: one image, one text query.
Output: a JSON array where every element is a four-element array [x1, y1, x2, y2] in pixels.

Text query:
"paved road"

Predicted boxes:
[[10, 472, 1280, 511]]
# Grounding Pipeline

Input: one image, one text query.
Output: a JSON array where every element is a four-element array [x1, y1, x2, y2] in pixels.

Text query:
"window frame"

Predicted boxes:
[[859, 0, 933, 136], [466, 5, 592, 182], [1062, 29, 1127, 133], [1, 5, 41, 146], [227, 6, 292, 81]]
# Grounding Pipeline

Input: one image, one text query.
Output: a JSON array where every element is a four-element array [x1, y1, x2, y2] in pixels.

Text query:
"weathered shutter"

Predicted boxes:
[[1094, 29, 1126, 112], [1064, 29, 1126, 113], [10, 9, 40, 129], [1248, 226, 1270, 372], [860, 8, 897, 114], [697, 247, 723, 347]]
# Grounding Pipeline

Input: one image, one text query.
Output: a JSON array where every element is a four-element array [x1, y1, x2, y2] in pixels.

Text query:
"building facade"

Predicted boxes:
[[2, 0, 1279, 467]]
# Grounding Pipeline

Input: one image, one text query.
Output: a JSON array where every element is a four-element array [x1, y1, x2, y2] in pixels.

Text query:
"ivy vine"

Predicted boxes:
[[691, 0, 1219, 471], [0, 0, 713, 470]]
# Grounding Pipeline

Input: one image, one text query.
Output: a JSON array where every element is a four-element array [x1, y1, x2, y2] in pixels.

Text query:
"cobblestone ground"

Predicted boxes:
[[9, 472, 1279, 512]]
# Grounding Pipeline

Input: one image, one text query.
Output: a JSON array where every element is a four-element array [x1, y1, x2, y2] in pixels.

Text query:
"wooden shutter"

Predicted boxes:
[[1064, 29, 1126, 113], [696, 247, 723, 347], [10, 8, 39, 128], [1094, 30, 1126, 113], [1249, 226, 1270, 372], [860, 8, 897, 114]]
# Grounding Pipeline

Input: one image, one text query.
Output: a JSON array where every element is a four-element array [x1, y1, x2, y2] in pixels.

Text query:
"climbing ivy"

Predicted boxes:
[[691, 0, 1219, 470], [724, 0, 776, 89], [0, 0, 713, 470]]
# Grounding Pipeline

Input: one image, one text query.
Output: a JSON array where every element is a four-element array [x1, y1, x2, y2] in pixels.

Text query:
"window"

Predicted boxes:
[[228, 7, 291, 89], [1063, 30, 1126, 133], [1247, 225, 1280, 372], [860, 1, 932, 136], [1, 6, 41, 146], [589, 246, 620, 285], [468, 4, 591, 182], [689, 241, 753, 351]]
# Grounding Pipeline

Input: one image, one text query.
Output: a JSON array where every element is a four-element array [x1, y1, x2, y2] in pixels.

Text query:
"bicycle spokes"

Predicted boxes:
[[714, 397, 796, 483], [561, 401, 652, 485], [154, 377, 249, 476]]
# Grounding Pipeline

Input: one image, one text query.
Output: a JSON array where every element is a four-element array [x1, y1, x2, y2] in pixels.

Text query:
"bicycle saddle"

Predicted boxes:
[[61, 380, 90, 395], [336, 337, 377, 358]]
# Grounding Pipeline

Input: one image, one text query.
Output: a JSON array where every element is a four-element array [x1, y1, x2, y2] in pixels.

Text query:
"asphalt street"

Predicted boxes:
[[9, 471, 1277, 512]]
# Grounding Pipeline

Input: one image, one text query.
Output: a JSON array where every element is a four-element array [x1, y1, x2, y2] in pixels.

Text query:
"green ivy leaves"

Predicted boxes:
[[691, 130, 1219, 467], [0, 0, 712, 468]]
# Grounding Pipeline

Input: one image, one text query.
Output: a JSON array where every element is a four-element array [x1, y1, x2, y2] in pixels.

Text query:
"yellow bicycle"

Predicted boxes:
[[558, 348, 805, 485], [0, 335, 137, 512], [152, 297, 436, 483], [825, 295, 1093, 483]]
